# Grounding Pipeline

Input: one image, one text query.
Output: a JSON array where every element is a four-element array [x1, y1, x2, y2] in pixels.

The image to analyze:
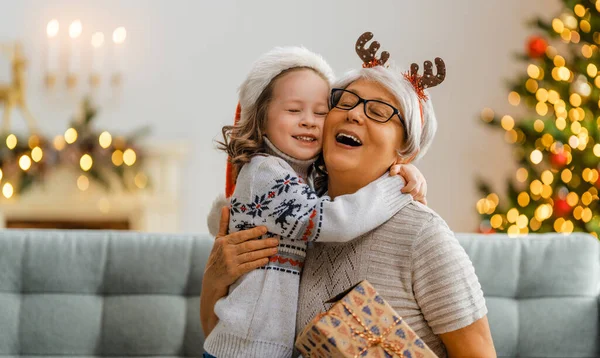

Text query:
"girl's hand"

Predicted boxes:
[[389, 163, 427, 205]]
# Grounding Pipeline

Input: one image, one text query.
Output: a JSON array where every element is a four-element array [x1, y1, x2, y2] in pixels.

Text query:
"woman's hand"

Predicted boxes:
[[200, 207, 279, 336], [389, 163, 427, 205]]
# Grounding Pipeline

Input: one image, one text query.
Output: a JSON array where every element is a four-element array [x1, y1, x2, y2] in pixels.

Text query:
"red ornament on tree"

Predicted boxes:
[[527, 36, 548, 58], [553, 198, 572, 217], [550, 152, 568, 168]]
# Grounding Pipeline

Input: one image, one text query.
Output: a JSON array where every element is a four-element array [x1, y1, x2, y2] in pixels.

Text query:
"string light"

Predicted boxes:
[[527, 64, 541, 79], [80, 154, 93, 171], [562, 169, 573, 183], [481, 108, 494, 122], [535, 204, 553, 221], [28, 135, 39, 149], [526, 79, 538, 93], [530, 180, 543, 195], [570, 93, 582, 107], [579, 20, 590, 33], [516, 168, 528, 182], [582, 192, 593, 205], [123, 149, 137, 166], [530, 150, 543, 164], [2, 183, 13, 199], [99, 131, 112, 149], [112, 150, 124, 166], [501, 115, 515, 130], [64, 128, 78, 144], [552, 18, 565, 33], [507, 208, 519, 223], [541, 170, 554, 185], [19, 155, 31, 171], [507, 225, 520, 237], [548, 90, 560, 104], [31, 147, 43, 162], [567, 192, 579, 206], [6, 134, 17, 150], [134, 173, 148, 189], [518, 192, 530, 207], [53, 135, 66, 151], [536, 88, 549, 102], [582, 208, 593, 222], [530, 218, 542, 231], [536, 102, 549, 116], [77, 175, 89, 191], [558, 67, 571, 81], [534, 119, 545, 132], [508, 92, 520, 106]]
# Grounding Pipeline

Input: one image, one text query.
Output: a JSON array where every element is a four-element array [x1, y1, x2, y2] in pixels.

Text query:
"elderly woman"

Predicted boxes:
[[201, 35, 496, 357]]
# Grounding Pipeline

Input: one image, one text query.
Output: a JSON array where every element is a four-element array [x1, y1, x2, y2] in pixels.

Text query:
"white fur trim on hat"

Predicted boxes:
[[238, 46, 335, 122], [207, 193, 231, 238]]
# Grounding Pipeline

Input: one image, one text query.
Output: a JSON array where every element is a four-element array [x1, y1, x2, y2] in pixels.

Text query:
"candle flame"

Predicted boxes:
[[112, 27, 126, 44], [47, 19, 59, 38], [91, 32, 104, 48], [69, 20, 82, 39]]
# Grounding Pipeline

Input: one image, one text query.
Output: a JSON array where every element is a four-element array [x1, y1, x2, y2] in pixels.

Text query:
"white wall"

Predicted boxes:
[[0, 0, 561, 233]]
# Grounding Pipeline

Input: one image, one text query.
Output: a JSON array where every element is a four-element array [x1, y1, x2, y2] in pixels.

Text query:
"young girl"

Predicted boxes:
[[203, 46, 427, 358]]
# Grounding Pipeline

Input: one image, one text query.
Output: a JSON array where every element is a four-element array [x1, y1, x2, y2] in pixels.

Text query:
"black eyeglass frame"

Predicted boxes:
[[329, 88, 406, 129]]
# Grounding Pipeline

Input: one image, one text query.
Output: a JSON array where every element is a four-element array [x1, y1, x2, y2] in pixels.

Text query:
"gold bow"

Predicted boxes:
[[314, 301, 405, 358]]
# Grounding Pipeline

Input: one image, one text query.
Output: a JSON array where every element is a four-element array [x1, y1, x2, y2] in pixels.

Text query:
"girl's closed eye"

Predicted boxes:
[[287, 109, 301, 113]]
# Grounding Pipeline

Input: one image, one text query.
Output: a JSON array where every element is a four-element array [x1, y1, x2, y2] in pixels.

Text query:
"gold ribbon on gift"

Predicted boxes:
[[315, 301, 405, 358]]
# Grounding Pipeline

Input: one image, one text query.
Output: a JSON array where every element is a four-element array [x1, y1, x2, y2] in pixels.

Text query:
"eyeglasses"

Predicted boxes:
[[330, 88, 405, 127]]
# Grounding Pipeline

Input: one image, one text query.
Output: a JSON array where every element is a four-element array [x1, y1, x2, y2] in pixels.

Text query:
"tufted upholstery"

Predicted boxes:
[[456, 233, 600, 358], [0, 229, 598, 357], [0, 230, 213, 357]]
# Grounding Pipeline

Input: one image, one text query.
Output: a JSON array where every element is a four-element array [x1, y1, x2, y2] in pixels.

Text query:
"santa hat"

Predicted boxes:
[[224, 46, 335, 198]]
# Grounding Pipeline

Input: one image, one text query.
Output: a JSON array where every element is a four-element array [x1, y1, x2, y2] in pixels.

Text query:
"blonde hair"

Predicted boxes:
[[218, 67, 329, 175]]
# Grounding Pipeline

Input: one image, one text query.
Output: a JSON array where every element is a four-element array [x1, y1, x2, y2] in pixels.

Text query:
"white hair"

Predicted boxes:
[[332, 65, 438, 162]]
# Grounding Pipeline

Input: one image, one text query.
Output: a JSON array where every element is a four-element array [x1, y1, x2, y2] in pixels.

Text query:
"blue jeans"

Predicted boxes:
[[203, 353, 216, 358]]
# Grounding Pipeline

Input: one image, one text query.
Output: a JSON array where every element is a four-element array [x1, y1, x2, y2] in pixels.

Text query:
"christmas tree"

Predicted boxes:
[[477, 0, 600, 238]]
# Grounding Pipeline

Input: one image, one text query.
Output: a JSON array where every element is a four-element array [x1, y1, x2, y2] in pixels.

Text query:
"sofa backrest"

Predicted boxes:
[[1, 230, 598, 357], [456, 233, 600, 358], [0, 230, 213, 357]]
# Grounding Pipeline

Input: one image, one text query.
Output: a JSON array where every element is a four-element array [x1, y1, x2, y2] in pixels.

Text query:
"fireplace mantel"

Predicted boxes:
[[0, 141, 188, 232]]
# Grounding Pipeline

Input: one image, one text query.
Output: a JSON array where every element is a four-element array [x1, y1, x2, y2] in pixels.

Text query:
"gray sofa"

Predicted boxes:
[[0, 230, 598, 358]]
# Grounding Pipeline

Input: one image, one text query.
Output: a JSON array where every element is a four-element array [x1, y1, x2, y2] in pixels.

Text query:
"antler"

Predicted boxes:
[[410, 57, 446, 89], [355, 32, 390, 68]]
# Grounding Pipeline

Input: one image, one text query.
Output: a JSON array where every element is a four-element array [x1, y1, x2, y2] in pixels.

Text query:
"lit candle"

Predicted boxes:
[[111, 26, 126, 87], [90, 32, 104, 87], [46, 19, 59, 72], [67, 20, 82, 87]]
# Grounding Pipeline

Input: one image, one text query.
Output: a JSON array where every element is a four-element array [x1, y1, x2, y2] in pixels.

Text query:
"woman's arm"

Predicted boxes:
[[439, 316, 496, 358], [200, 207, 278, 336], [410, 217, 495, 356]]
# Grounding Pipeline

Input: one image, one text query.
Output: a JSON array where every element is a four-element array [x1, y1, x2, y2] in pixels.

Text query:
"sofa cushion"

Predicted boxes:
[[0, 230, 213, 357], [457, 233, 600, 358]]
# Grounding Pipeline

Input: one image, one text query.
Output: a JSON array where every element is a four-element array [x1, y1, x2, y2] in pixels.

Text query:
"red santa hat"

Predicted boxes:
[[225, 46, 335, 198]]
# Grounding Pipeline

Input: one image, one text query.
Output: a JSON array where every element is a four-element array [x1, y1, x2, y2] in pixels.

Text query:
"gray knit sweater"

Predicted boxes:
[[296, 201, 488, 358], [204, 138, 408, 358]]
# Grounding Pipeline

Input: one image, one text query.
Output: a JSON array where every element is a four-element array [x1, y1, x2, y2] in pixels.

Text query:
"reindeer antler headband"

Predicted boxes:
[[355, 32, 446, 102]]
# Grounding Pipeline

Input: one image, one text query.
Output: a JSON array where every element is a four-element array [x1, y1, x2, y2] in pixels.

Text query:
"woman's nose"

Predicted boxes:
[[347, 103, 366, 124]]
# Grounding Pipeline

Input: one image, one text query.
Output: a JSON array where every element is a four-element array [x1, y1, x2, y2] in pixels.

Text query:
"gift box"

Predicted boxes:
[[295, 280, 438, 358]]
